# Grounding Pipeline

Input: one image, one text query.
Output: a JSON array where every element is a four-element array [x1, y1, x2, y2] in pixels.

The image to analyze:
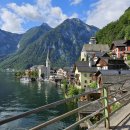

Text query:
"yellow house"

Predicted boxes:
[[74, 61, 97, 89]]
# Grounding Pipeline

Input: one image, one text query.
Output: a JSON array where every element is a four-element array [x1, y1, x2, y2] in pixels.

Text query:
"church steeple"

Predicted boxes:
[[46, 49, 50, 79]]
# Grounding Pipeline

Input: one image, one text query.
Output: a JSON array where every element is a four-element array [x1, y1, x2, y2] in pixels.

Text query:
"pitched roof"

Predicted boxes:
[[96, 70, 130, 84], [82, 44, 110, 52], [75, 61, 97, 73], [77, 67, 97, 73], [112, 40, 126, 47], [75, 61, 89, 67]]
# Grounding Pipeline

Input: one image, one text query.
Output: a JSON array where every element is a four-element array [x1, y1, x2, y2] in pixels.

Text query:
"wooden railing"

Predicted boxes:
[[0, 79, 130, 130]]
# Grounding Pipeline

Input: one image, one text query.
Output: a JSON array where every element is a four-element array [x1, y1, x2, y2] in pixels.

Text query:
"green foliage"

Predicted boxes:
[[15, 71, 25, 78], [67, 85, 85, 97], [15, 70, 38, 78], [61, 79, 68, 90], [30, 71, 38, 78], [111, 102, 122, 112], [79, 88, 85, 93], [127, 55, 130, 60], [96, 8, 130, 45], [88, 81, 97, 89], [67, 86, 79, 96]]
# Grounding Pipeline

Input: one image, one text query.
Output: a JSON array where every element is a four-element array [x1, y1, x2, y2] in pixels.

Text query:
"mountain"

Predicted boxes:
[[96, 7, 130, 45], [18, 23, 52, 52], [0, 18, 99, 70], [0, 29, 22, 59]]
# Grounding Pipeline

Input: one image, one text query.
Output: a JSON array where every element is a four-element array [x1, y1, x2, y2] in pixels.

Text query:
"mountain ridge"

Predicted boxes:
[[0, 18, 99, 69]]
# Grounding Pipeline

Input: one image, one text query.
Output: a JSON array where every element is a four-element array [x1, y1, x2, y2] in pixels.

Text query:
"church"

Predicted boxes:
[[36, 49, 51, 80]]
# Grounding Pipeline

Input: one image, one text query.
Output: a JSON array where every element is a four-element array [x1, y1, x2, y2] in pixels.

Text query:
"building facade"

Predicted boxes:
[[110, 40, 130, 60]]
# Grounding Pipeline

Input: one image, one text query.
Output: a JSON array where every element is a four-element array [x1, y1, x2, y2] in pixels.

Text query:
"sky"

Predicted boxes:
[[0, 0, 130, 33]]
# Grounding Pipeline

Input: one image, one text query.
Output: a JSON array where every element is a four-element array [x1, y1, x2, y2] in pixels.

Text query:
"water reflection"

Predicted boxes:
[[0, 73, 77, 130]]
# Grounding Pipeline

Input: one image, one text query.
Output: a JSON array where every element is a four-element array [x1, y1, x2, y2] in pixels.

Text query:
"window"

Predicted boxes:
[[82, 58, 84, 61], [84, 74, 87, 77], [84, 80, 87, 83], [89, 74, 92, 77], [84, 85, 86, 88], [90, 80, 92, 83]]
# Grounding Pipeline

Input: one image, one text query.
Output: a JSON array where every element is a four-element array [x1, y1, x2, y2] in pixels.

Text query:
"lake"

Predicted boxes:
[[0, 73, 77, 130]]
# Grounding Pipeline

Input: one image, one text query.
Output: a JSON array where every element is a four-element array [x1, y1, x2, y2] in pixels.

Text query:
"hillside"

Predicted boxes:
[[96, 7, 130, 45], [0, 29, 22, 59], [18, 23, 52, 53], [0, 18, 98, 70]]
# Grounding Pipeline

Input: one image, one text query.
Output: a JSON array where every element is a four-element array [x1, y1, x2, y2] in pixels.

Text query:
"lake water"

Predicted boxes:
[[0, 73, 77, 130]]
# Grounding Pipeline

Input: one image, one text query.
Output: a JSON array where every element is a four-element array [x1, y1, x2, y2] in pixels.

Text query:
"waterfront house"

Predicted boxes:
[[74, 61, 97, 89], [56, 68, 67, 78], [110, 40, 130, 60]]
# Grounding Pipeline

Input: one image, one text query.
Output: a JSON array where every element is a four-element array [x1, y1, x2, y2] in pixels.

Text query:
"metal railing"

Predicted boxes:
[[0, 79, 130, 130]]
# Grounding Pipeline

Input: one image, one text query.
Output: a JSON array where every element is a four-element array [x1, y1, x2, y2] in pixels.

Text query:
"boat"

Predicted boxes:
[[44, 78, 50, 82], [20, 77, 31, 84]]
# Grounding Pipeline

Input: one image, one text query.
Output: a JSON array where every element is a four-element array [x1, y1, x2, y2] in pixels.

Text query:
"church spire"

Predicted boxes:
[[46, 48, 50, 79]]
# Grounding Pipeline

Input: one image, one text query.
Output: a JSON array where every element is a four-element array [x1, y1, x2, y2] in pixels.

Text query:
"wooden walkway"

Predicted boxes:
[[95, 103, 130, 130]]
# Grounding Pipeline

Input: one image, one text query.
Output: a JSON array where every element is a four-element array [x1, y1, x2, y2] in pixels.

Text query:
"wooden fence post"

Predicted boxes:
[[103, 86, 110, 129]]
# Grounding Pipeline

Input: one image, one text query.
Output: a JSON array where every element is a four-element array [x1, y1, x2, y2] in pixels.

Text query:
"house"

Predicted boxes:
[[56, 68, 67, 78], [74, 61, 97, 89], [81, 37, 109, 61], [95, 57, 129, 70], [110, 40, 130, 60]]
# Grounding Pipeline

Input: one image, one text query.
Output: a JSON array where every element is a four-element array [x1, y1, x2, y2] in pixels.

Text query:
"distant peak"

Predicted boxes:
[[41, 23, 51, 28], [64, 18, 83, 23]]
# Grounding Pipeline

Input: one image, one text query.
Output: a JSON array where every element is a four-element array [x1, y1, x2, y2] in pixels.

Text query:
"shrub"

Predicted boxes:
[[88, 82, 97, 89]]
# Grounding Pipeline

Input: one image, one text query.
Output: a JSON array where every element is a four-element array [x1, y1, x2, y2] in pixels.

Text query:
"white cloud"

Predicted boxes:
[[8, 3, 41, 21], [86, 0, 130, 28], [69, 13, 79, 19], [70, 0, 82, 5], [0, 0, 78, 33], [0, 8, 24, 33]]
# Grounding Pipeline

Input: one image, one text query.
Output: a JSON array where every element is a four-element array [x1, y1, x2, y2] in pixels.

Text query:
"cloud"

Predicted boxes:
[[8, 3, 41, 21], [70, 0, 82, 5], [86, 0, 130, 28], [0, 8, 24, 33], [0, 0, 78, 33], [69, 13, 79, 18]]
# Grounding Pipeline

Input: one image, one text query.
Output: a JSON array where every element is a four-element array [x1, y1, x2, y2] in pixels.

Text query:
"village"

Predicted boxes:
[[17, 37, 130, 87], [14, 37, 130, 129]]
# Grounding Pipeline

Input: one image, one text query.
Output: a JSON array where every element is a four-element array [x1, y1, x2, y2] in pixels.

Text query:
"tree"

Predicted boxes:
[[67, 86, 79, 96]]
